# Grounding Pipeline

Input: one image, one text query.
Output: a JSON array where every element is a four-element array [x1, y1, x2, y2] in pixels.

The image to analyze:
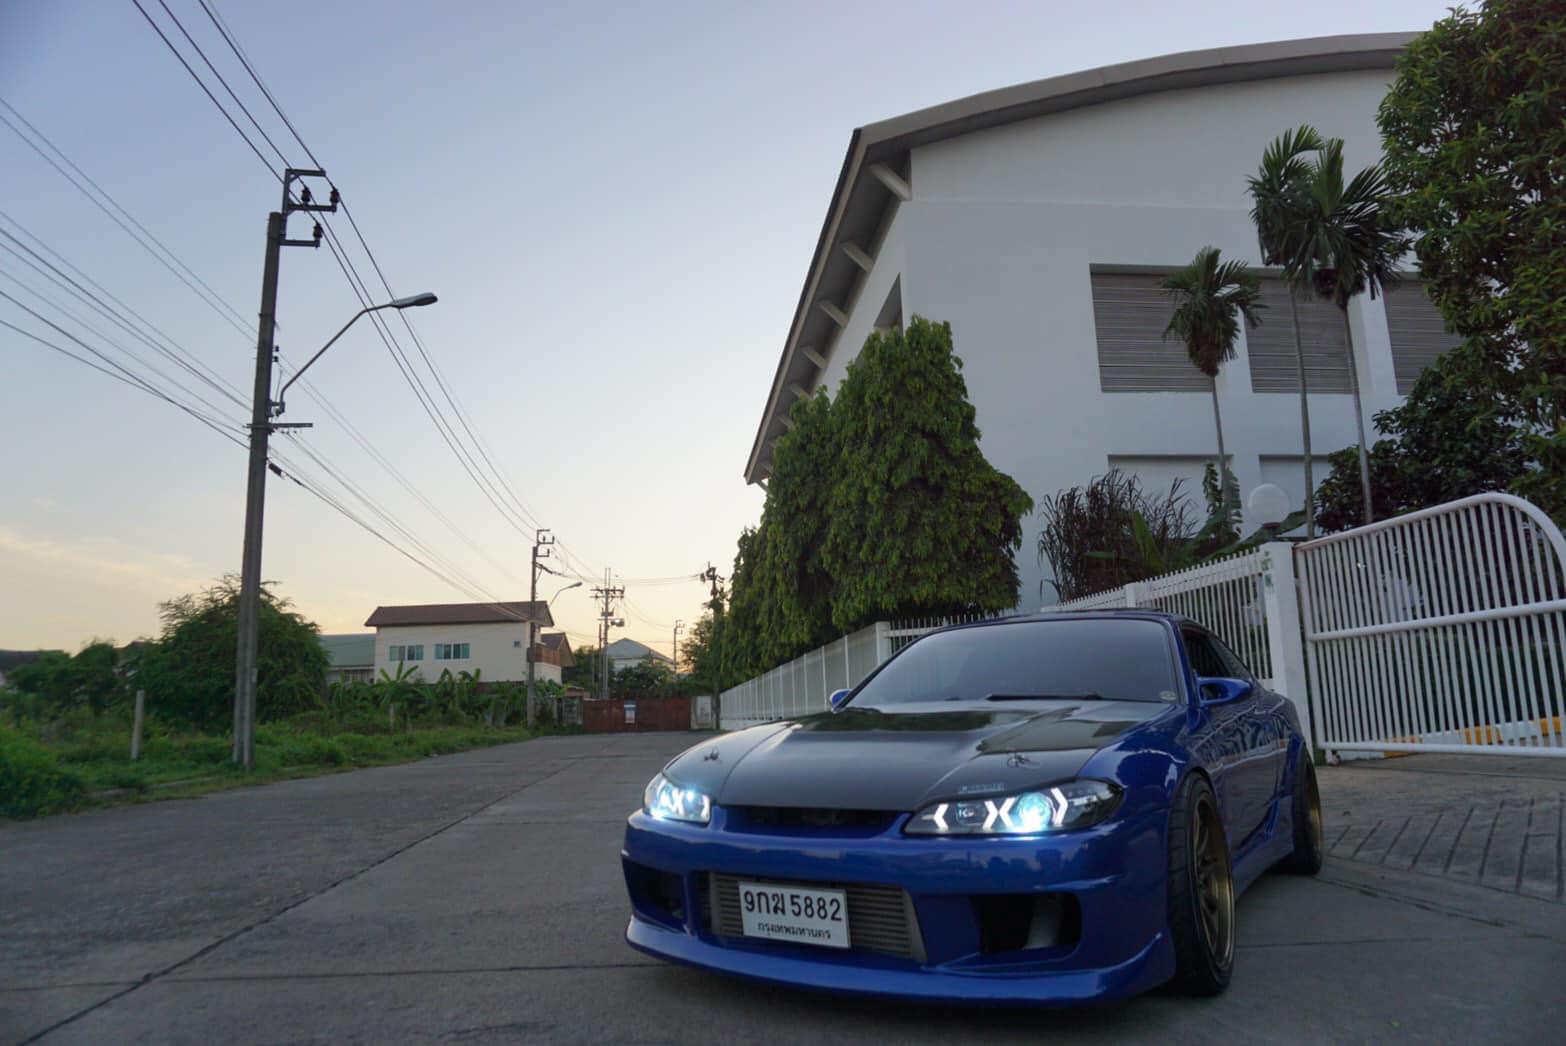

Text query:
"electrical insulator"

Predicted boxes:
[[300, 186, 313, 204], [329, 187, 341, 206], [313, 223, 323, 242]]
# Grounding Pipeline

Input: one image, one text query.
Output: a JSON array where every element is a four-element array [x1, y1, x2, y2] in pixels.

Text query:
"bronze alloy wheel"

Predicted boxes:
[[1304, 762, 1323, 852], [1192, 795, 1234, 965]]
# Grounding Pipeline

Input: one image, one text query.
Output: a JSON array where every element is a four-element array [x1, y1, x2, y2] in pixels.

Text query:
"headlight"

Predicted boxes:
[[642, 772, 712, 825], [904, 780, 1122, 836]]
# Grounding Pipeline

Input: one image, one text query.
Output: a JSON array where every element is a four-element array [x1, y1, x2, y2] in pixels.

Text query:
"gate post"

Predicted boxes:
[[1261, 541, 1314, 752]]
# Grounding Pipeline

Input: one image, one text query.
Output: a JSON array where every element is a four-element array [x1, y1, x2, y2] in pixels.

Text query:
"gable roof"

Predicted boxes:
[[364, 601, 553, 628], [744, 32, 1415, 483], [605, 637, 673, 664], [319, 633, 375, 668], [539, 632, 575, 668]]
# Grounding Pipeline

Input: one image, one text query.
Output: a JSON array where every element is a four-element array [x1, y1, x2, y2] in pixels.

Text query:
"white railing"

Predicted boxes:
[[1297, 493, 1566, 759], [719, 622, 891, 730], [1043, 544, 1311, 745]]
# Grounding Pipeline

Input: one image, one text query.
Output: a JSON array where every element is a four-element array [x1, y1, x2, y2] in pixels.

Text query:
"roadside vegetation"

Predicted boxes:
[[0, 578, 572, 820]]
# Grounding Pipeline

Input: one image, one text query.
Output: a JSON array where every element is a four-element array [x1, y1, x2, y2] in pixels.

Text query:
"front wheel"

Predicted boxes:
[[1166, 774, 1234, 995]]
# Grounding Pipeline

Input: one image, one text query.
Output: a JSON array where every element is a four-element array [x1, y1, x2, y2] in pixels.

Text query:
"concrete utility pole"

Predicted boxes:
[[232, 169, 337, 768], [590, 569, 625, 701], [526, 529, 554, 727], [701, 562, 725, 724], [672, 620, 684, 674]]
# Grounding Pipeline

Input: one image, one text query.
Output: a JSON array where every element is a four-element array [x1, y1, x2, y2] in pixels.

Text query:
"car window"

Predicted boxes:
[[1209, 634, 1255, 681], [850, 619, 1180, 708], [1181, 630, 1228, 678]]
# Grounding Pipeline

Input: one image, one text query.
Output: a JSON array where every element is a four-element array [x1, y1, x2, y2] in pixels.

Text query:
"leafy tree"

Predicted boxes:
[[762, 392, 838, 655], [1282, 139, 1411, 525], [1159, 246, 1265, 517], [1248, 124, 1328, 537], [561, 644, 597, 690], [7, 641, 127, 716], [823, 317, 1033, 632], [1376, 0, 1566, 521], [1313, 347, 1531, 532], [133, 577, 327, 730], [612, 658, 674, 701]]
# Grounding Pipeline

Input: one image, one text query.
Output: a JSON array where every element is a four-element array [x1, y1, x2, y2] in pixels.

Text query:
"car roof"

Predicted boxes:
[[937, 610, 1202, 632]]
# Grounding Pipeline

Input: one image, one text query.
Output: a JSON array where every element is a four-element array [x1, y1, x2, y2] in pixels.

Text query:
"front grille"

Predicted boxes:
[[725, 806, 899, 835], [708, 874, 925, 961]]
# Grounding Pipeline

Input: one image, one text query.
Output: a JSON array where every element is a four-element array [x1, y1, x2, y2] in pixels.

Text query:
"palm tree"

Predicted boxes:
[[1161, 247, 1266, 522], [1286, 139, 1411, 526], [1248, 125, 1326, 537]]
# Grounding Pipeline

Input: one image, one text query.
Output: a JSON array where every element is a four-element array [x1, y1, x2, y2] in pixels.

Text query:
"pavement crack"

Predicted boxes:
[[18, 762, 579, 1045]]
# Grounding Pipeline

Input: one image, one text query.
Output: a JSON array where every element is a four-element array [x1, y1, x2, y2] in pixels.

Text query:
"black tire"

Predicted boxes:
[[1166, 774, 1234, 996], [1279, 751, 1324, 875]]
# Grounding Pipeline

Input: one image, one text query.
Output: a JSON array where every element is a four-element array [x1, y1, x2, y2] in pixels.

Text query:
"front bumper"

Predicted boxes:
[[621, 806, 1174, 1005]]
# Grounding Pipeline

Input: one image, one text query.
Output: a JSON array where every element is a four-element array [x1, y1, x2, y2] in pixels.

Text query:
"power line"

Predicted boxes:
[[196, 0, 323, 169]]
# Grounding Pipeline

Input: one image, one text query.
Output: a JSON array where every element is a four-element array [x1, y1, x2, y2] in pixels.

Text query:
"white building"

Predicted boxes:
[[745, 33, 1453, 607], [605, 637, 675, 674], [364, 601, 560, 685]]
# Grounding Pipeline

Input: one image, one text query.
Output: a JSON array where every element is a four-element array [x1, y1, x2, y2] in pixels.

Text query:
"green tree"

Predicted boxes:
[[1376, 0, 1566, 521], [7, 641, 127, 716], [612, 658, 674, 701], [1159, 246, 1265, 517], [133, 577, 327, 730], [763, 392, 839, 655], [1284, 139, 1410, 525], [1313, 347, 1531, 532], [1248, 124, 1328, 537], [823, 316, 1033, 632], [561, 644, 597, 690]]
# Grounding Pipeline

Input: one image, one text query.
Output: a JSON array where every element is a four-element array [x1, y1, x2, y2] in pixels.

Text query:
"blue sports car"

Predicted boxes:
[[621, 611, 1323, 1004]]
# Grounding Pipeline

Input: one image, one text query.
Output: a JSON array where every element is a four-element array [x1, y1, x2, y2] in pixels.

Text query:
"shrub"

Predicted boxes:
[[0, 725, 87, 818]]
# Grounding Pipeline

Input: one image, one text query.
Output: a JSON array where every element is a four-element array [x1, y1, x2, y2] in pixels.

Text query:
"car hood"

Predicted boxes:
[[664, 700, 1171, 812]]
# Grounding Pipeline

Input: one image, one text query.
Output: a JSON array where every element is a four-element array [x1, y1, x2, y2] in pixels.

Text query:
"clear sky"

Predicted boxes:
[[0, 0, 1453, 657]]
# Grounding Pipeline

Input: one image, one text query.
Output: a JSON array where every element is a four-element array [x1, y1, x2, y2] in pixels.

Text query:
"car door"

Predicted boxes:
[[1183, 628, 1268, 843], [1209, 632, 1289, 824]]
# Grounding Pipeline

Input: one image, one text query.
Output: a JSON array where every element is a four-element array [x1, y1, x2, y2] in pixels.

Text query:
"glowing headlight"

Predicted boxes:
[[642, 772, 712, 824], [904, 780, 1122, 835]]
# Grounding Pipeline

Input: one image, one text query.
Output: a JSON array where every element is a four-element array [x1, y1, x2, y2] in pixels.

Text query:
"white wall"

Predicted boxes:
[[832, 68, 1406, 607], [374, 622, 557, 684]]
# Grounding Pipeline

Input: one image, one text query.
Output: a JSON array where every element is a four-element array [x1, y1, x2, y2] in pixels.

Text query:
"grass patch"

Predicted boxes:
[[0, 713, 557, 819]]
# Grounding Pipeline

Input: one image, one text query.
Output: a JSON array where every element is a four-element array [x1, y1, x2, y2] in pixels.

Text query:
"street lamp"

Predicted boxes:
[[231, 292, 437, 768], [549, 581, 582, 605], [1248, 483, 1291, 539], [272, 292, 438, 416]]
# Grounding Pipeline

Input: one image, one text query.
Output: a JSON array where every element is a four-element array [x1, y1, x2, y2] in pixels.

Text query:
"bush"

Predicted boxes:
[[0, 725, 87, 818]]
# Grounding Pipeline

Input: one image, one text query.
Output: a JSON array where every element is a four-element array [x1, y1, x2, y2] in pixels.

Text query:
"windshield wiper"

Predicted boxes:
[[983, 692, 1106, 702]]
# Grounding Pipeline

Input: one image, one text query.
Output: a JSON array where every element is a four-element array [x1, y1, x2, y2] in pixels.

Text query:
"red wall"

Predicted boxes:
[[581, 696, 691, 732]]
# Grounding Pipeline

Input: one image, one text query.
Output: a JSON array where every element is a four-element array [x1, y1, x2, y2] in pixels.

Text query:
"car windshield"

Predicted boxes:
[[849, 619, 1180, 708]]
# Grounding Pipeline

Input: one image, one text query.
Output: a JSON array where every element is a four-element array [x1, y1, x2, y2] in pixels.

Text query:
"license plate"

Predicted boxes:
[[737, 881, 849, 949]]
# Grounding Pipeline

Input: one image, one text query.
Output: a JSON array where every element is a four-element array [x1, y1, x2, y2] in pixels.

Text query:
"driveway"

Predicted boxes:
[[3, 735, 1562, 1045]]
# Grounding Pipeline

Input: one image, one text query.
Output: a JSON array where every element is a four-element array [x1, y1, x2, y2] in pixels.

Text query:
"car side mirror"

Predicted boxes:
[[1198, 677, 1252, 707], [828, 688, 852, 712]]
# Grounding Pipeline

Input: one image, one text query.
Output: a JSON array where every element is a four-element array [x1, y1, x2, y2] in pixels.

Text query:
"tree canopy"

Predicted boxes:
[[1375, 0, 1565, 521]]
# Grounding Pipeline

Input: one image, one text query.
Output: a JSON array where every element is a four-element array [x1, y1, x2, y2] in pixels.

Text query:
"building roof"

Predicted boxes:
[[319, 633, 375, 668], [364, 601, 553, 628], [744, 32, 1416, 483], [605, 637, 673, 665], [539, 632, 575, 668]]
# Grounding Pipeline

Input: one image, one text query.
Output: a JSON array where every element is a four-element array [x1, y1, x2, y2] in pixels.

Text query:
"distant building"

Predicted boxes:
[[536, 632, 575, 674], [604, 637, 674, 674], [364, 601, 558, 684], [319, 634, 375, 686]]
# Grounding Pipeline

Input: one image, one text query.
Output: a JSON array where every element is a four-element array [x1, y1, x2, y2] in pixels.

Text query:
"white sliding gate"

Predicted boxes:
[[1296, 493, 1566, 758]]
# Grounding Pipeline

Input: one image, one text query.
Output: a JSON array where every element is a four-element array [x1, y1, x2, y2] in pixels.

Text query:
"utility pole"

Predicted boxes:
[[590, 569, 625, 702], [701, 563, 725, 724], [526, 529, 554, 727], [233, 169, 336, 768], [672, 620, 684, 674]]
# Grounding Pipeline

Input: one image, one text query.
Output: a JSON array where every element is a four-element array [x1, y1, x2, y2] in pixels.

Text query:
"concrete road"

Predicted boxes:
[[4, 734, 1564, 1045]]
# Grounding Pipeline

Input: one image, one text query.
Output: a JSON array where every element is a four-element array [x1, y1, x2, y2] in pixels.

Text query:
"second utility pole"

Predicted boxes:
[[526, 529, 553, 727], [233, 169, 336, 768]]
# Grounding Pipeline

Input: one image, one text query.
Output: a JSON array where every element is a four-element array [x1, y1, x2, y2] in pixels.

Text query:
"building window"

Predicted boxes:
[[1384, 281, 1458, 394], [434, 642, 470, 660], [1090, 270, 1209, 392], [388, 644, 403, 662], [1246, 277, 1351, 393], [404, 644, 424, 662]]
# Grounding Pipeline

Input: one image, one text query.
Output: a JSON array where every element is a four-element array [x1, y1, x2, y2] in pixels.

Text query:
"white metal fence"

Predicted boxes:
[[1297, 493, 1566, 759], [1047, 545, 1308, 727]]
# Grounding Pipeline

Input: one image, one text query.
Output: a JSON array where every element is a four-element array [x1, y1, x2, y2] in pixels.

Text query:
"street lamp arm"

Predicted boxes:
[[273, 292, 437, 415]]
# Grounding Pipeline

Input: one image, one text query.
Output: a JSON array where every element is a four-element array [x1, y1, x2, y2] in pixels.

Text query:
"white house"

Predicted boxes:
[[364, 601, 560, 685], [745, 32, 1453, 607], [605, 637, 675, 674]]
